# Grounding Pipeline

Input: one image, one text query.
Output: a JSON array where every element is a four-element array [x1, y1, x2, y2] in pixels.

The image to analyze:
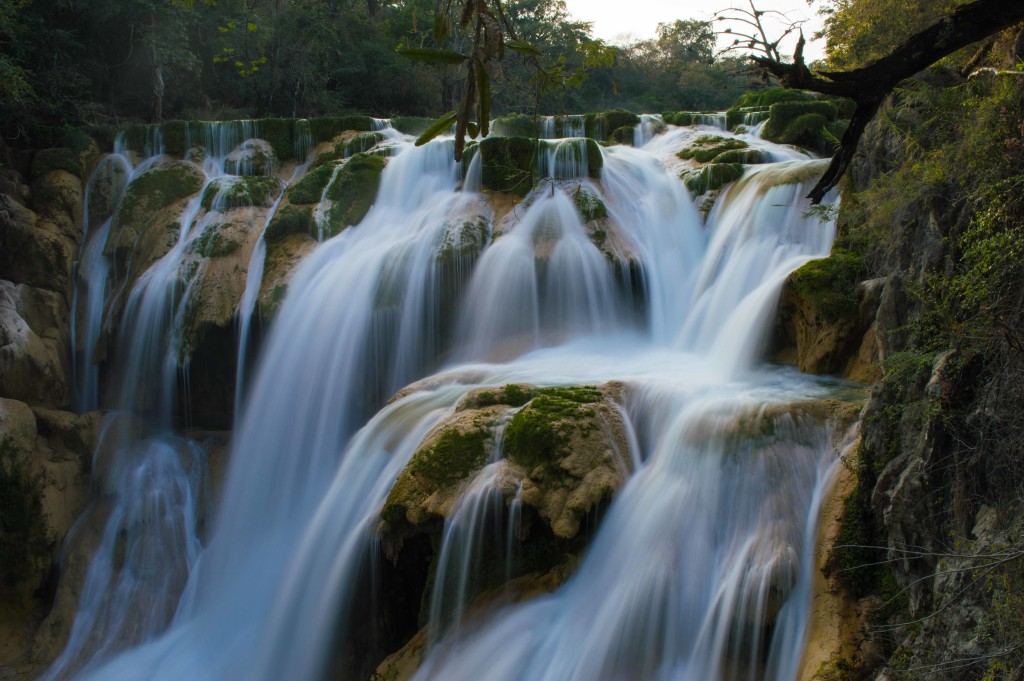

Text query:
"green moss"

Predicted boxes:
[[787, 248, 863, 323], [390, 117, 433, 135], [662, 112, 695, 126], [571, 186, 608, 222], [609, 126, 634, 146], [288, 163, 338, 204], [256, 118, 298, 161], [323, 152, 387, 236], [480, 136, 538, 196], [201, 176, 280, 211], [711, 148, 771, 164], [191, 226, 242, 258], [504, 386, 603, 473], [160, 120, 189, 156], [410, 427, 490, 487], [0, 437, 52, 603], [307, 115, 376, 141], [732, 88, 817, 109], [119, 162, 204, 220], [583, 110, 640, 142], [681, 163, 744, 195], [492, 114, 537, 137], [676, 135, 749, 163], [762, 101, 838, 142], [585, 138, 603, 178], [264, 204, 314, 243]]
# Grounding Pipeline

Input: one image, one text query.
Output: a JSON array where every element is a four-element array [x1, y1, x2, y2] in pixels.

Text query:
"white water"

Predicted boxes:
[[55, 115, 845, 681]]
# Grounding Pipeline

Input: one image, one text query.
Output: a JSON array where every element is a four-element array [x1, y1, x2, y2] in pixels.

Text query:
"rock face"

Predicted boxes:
[[772, 250, 882, 381]]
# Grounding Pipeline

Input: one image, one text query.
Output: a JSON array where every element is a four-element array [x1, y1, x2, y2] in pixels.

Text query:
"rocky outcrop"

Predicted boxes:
[[772, 251, 882, 381], [0, 282, 71, 408], [382, 382, 631, 544]]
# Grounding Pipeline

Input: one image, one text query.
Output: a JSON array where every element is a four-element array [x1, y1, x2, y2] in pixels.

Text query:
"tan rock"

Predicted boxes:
[[0, 283, 69, 407], [258, 232, 317, 320]]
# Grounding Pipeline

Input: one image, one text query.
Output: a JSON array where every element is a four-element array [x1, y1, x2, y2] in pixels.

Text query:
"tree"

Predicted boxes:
[[655, 19, 715, 66], [751, 0, 1024, 203]]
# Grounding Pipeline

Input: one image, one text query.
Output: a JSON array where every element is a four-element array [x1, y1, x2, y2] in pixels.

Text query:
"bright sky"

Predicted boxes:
[[561, 0, 827, 62]]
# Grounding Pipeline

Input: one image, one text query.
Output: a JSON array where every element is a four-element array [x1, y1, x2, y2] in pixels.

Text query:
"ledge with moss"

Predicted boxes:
[[321, 152, 387, 237]]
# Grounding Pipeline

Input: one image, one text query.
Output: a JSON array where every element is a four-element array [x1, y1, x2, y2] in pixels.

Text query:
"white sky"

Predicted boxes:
[[561, 0, 827, 62]]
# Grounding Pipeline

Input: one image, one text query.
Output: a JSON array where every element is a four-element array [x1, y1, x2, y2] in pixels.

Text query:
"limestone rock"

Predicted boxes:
[[258, 232, 316, 320], [0, 282, 70, 407], [0, 193, 77, 300], [382, 382, 631, 542], [85, 155, 130, 228]]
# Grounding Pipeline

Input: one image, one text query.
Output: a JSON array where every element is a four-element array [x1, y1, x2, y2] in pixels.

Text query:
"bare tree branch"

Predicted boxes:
[[751, 0, 1024, 203]]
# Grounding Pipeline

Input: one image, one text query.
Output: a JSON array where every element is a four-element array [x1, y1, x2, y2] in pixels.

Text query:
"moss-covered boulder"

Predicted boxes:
[[86, 155, 131, 228], [772, 249, 882, 378], [223, 139, 277, 176], [709, 147, 771, 165], [287, 162, 337, 205], [609, 126, 635, 145], [677, 135, 749, 163], [390, 117, 433, 135], [492, 114, 537, 138], [258, 232, 317, 320], [381, 382, 630, 541], [104, 160, 204, 265], [201, 176, 280, 212], [681, 163, 744, 196], [480, 136, 538, 196], [312, 132, 387, 169], [584, 110, 640, 142], [264, 203, 314, 244], [321, 152, 387, 236]]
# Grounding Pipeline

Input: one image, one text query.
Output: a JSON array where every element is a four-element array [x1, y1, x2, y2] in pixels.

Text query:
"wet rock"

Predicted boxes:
[[258, 232, 317, 320], [382, 382, 631, 542]]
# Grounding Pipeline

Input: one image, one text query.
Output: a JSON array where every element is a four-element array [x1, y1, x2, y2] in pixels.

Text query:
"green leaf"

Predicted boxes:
[[506, 41, 542, 57], [396, 47, 466, 65], [415, 112, 458, 146]]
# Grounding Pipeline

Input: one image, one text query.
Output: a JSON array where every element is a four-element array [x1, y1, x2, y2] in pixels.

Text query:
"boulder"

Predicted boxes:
[[223, 139, 277, 176], [0, 282, 70, 407]]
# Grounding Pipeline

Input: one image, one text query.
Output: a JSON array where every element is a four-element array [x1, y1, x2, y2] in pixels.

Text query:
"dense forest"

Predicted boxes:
[[0, 0, 757, 141]]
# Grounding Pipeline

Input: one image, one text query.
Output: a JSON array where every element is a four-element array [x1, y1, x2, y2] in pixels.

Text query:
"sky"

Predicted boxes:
[[561, 0, 827, 62]]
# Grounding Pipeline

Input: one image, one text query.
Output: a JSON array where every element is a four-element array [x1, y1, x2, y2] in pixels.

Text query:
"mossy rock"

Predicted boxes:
[[677, 136, 749, 164], [30, 148, 83, 180], [190, 224, 243, 259], [390, 117, 434, 135], [583, 110, 640, 142], [571, 186, 608, 222], [458, 383, 536, 409], [381, 409, 500, 529], [762, 101, 838, 141], [113, 161, 204, 237], [503, 386, 604, 472], [479, 136, 538, 196], [681, 163, 744, 195], [160, 120, 195, 156], [264, 203, 314, 244], [492, 114, 537, 137], [313, 132, 386, 168], [201, 176, 280, 211], [322, 152, 387, 236], [731, 88, 817, 109], [307, 115, 376, 141], [711, 148, 771, 164], [288, 162, 338, 204], [255, 118, 300, 161], [785, 248, 863, 324], [662, 112, 696, 127], [609, 126, 634, 146]]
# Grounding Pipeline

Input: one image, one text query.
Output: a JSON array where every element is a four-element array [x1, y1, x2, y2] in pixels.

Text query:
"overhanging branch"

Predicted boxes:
[[751, 0, 1024, 203]]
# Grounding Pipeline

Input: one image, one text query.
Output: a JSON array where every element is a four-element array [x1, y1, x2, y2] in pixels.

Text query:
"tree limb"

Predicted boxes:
[[751, 0, 1024, 202]]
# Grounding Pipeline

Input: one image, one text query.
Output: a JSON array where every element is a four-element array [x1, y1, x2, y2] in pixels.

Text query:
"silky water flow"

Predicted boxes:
[[49, 117, 847, 681]]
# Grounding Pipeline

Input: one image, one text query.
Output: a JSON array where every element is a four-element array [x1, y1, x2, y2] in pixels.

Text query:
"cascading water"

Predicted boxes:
[[52, 113, 849, 681]]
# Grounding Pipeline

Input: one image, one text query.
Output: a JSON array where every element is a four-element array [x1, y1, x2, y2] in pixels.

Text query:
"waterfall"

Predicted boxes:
[[52, 112, 848, 681]]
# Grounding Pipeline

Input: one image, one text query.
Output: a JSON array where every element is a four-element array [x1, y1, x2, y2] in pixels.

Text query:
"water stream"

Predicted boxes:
[[51, 115, 845, 681]]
